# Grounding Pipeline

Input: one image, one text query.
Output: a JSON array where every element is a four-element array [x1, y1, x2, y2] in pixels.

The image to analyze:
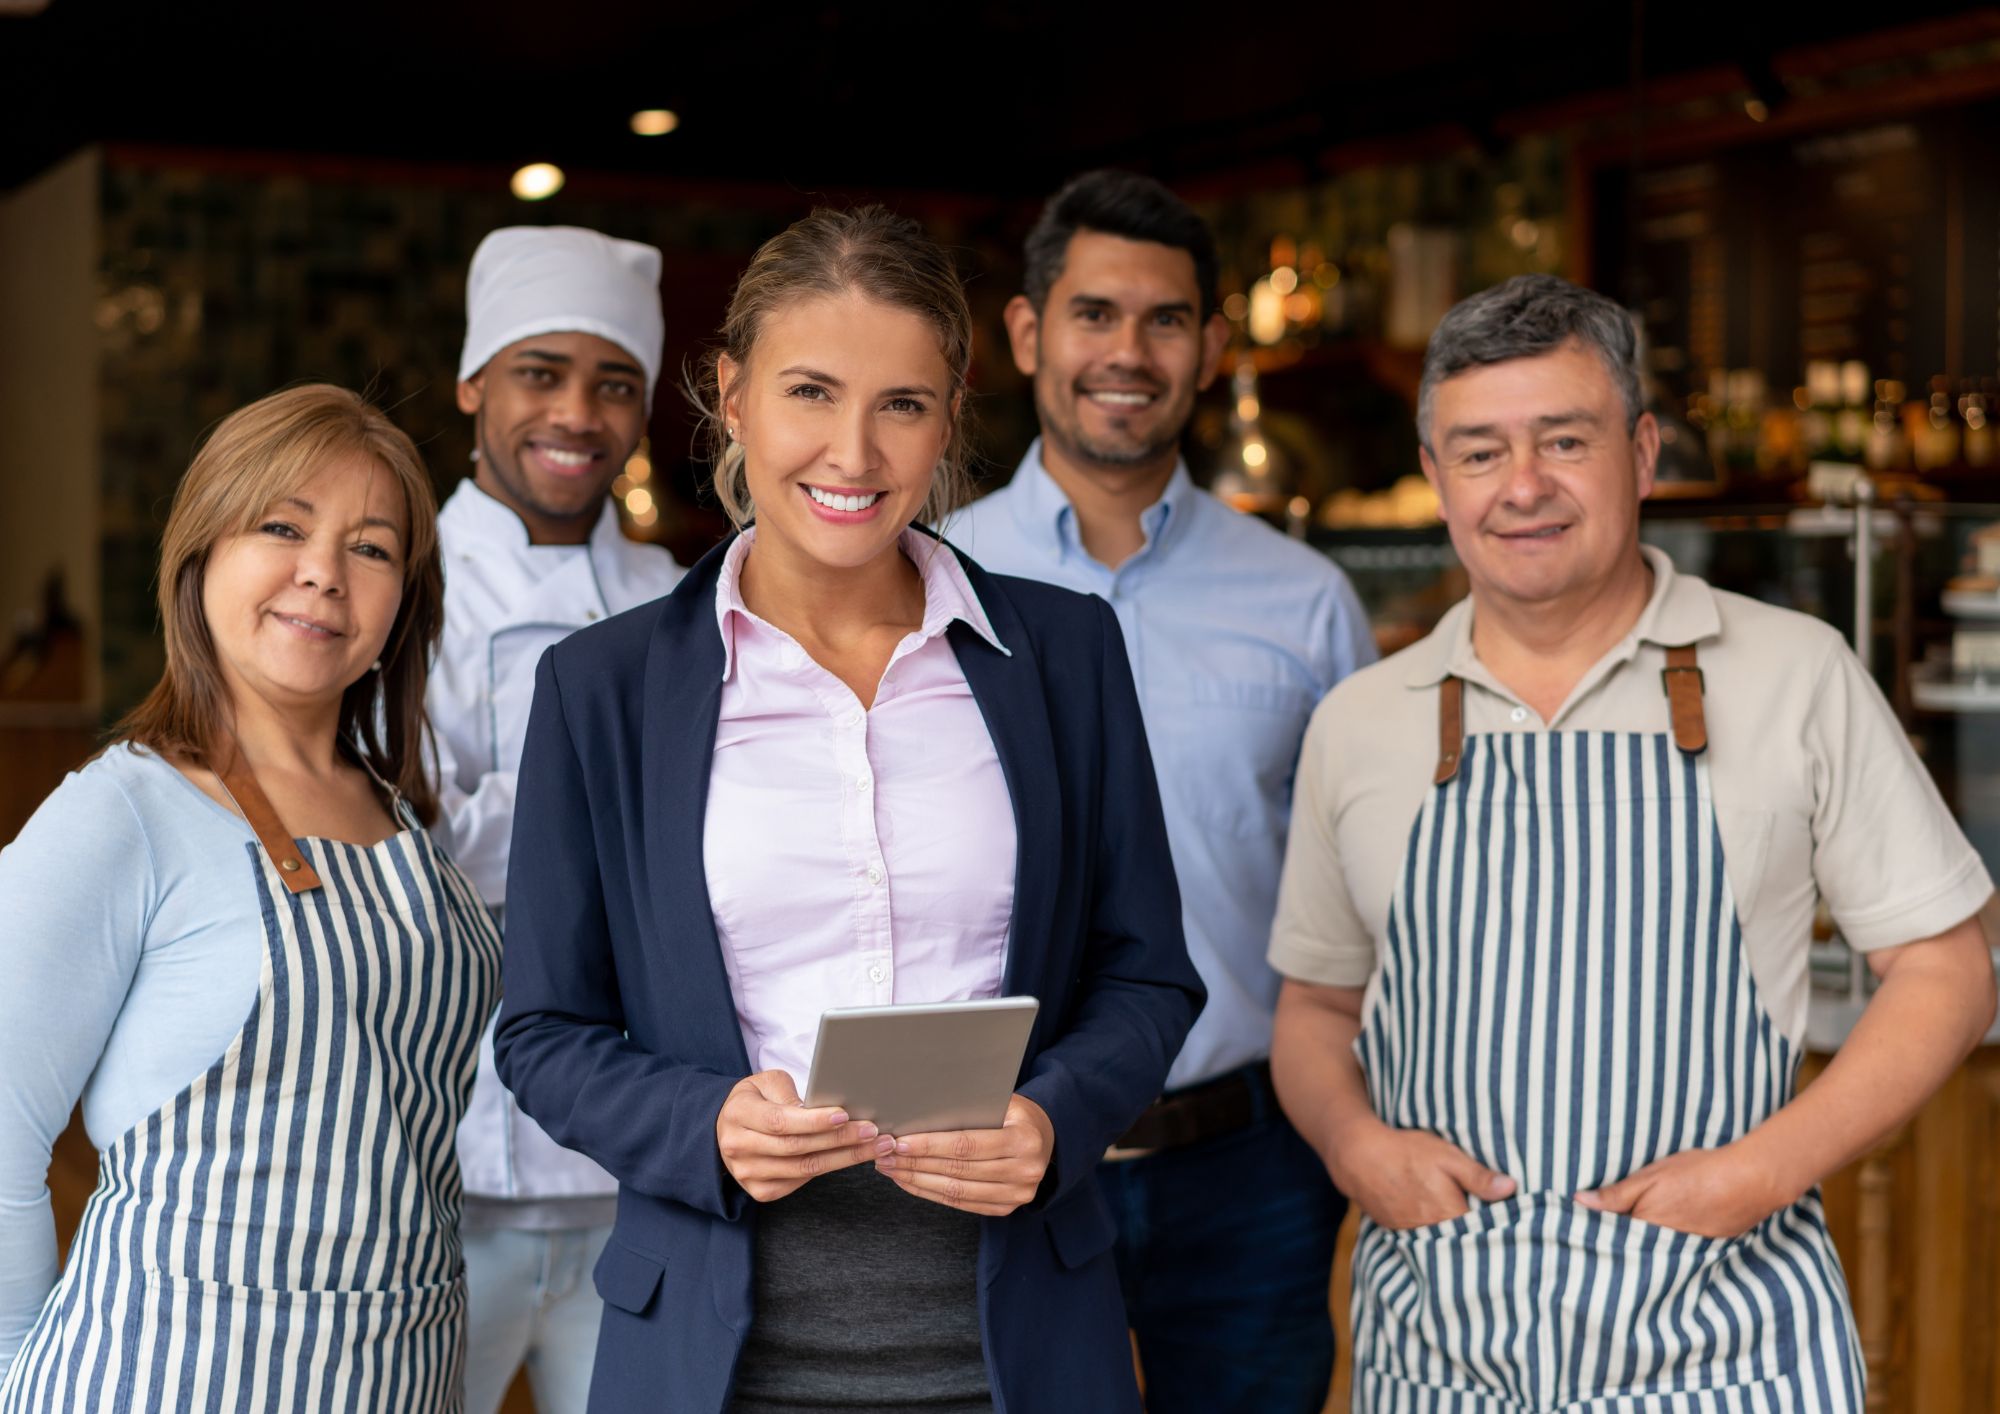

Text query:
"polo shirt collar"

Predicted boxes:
[[1403, 543, 1722, 695]]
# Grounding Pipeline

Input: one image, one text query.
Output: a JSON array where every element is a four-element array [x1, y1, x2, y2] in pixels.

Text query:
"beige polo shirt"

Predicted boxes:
[[1269, 545, 1994, 1046]]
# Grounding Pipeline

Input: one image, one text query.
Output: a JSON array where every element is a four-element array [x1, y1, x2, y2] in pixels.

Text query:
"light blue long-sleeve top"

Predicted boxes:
[[0, 745, 270, 1382], [949, 443, 1377, 1090]]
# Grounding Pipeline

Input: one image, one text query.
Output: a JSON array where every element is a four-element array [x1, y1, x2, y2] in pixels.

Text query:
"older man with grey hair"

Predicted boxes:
[[1268, 273, 1993, 1410]]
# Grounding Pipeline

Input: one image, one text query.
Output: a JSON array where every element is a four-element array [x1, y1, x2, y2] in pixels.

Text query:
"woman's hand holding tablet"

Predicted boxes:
[[714, 1070, 898, 1203], [731, 996, 1051, 1210], [874, 1093, 1056, 1217]]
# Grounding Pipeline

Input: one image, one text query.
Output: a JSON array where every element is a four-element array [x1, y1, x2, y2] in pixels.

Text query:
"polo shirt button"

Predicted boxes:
[[1510, 706, 1528, 723]]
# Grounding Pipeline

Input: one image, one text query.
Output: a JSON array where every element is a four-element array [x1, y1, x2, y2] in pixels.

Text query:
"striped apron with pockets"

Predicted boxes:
[[1351, 648, 1865, 1413], [0, 757, 501, 1414]]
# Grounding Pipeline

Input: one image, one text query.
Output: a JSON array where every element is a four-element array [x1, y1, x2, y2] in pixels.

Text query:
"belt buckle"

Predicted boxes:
[[1102, 1143, 1158, 1163]]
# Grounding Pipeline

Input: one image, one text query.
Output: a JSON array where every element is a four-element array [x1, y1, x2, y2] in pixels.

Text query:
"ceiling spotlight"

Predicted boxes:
[[510, 163, 565, 201], [630, 109, 680, 137]]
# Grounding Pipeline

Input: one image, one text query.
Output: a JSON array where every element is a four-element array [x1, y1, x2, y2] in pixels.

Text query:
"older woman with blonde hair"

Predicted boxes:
[[0, 384, 499, 1412]]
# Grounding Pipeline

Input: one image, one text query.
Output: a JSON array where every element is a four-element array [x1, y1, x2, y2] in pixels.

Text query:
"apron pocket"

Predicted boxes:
[[124, 1268, 465, 1413], [1363, 1192, 1782, 1407]]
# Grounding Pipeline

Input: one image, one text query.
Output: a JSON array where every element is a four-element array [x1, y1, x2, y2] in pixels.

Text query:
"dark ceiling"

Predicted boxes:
[[1, 1, 1992, 196]]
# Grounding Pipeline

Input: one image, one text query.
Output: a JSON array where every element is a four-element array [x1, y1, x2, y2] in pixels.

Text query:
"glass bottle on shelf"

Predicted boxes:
[[1802, 360, 1840, 463], [1963, 381, 1996, 470], [1917, 374, 1962, 473], [1725, 369, 1765, 484], [1835, 359, 1871, 463], [1865, 379, 1909, 474], [1704, 368, 1732, 472]]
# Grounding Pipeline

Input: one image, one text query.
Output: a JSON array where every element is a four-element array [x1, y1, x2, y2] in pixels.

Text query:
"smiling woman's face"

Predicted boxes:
[[200, 452, 408, 715], [721, 291, 954, 573]]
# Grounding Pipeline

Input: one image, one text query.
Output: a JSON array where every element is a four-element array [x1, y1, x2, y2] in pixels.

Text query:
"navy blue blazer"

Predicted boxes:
[[494, 534, 1205, 1414]]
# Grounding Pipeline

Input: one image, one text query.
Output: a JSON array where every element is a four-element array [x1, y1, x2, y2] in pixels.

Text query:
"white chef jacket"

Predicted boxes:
[[431, 479, 683, 1206]]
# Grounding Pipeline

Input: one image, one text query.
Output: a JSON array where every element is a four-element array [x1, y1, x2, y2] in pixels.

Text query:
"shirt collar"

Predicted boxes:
[[444, 477, 620, 554], [1009, 438, 1193, 565], [1403, 543, 1722, 691], [715, 525, 1012, 681]]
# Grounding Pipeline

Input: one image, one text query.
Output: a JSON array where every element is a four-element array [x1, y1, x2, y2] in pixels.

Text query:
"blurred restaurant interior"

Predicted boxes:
[[8, 0, 2000, 1406]]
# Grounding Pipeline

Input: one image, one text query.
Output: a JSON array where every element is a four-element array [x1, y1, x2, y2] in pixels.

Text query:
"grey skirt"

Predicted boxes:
[[727, 1165, 994, 1413]]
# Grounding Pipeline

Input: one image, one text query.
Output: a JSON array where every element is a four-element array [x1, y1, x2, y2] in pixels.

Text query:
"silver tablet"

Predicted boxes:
[[802, 996, 1040, 1135]]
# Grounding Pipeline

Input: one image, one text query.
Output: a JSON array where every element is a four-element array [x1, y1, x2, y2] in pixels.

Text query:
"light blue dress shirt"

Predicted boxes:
[[950, 441, 1376, 1089]]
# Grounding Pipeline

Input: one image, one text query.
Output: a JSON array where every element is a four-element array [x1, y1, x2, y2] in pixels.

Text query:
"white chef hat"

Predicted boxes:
[[458, 226, 666, 408]]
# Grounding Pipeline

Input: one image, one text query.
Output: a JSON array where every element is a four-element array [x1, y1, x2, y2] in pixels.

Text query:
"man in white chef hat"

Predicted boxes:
[[434, 225, 683, 1414]]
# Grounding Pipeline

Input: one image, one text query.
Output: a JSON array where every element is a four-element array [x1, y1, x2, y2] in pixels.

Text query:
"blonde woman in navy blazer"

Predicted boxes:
[[493, 207, 1204, 1413]]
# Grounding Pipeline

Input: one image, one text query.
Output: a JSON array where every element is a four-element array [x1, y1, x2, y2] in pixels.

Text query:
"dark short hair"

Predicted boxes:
[[1417, 274, 1644, 453], [1022, 169, 1219, 320]]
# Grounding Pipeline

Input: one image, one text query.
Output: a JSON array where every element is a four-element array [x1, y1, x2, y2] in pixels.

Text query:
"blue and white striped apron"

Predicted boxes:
[[0, 779, 500, 1414], [1351, 663, 1865, 1412]]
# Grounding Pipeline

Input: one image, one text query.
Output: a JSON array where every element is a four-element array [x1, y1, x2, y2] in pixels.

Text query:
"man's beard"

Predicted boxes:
[[478, 423, 603, 525], [1039, 384, 1188, 469]]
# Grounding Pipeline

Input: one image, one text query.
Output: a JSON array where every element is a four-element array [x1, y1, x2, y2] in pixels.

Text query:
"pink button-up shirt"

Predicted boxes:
[[704, 527, 1019, 1084]]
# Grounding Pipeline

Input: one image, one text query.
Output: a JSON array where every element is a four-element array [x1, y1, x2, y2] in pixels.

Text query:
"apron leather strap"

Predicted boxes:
[[1436, 641, 1707, 780], [1434, 676, 1465, 785], [1662, 643, 1708, 755], [218, 751, 322, 894]]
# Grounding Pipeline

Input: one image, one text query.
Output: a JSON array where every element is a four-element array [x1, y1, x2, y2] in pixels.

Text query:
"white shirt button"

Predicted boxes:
[[856, 773, 871, 791], [867, 866, 883, 886], [1510, 706, 1528, 723], [868, 963, 886, 984]]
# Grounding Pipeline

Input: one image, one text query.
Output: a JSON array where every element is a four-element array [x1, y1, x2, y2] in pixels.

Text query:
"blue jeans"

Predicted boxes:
[[1095, 1082, 1344, 1414], [462, 1223, 612, 1414]]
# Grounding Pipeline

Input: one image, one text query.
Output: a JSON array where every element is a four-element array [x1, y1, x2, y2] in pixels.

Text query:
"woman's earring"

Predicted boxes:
[[371, 659, 383, 673]]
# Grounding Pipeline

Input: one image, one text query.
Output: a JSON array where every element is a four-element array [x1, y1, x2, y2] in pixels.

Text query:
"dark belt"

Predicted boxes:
[[1114, 1061, 1270, 1153]]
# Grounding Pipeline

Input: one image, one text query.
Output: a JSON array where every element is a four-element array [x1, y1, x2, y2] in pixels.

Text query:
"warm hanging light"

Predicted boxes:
[[630, 109, 680, 136], [510, 163, 565, 201]]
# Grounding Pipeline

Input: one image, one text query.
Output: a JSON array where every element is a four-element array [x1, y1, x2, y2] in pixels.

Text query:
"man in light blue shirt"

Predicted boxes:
[[951, 170, 1375, 1413]]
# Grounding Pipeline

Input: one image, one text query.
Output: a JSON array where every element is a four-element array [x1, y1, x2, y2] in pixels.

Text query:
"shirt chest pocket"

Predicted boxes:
[[1712, 802, 1774, 925], [1151, 676, 1317, 840]]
